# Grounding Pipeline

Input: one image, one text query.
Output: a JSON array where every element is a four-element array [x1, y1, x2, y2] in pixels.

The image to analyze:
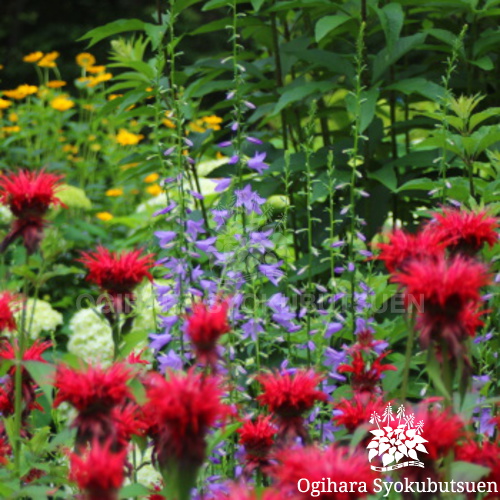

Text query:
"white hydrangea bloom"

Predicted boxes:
[[136, 193, 167, 213], [126, 446, 162, 490], [132, 283, 159, 335], [67, 308, 113, 366], [14, 298, 63, 339], [0, 205, 13, 224]]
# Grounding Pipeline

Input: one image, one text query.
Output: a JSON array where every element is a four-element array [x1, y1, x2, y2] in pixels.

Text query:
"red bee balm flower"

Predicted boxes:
[[186, 301, 230, 367], [70, 441, 126, 500], [375, 228, 447, 273], [214, 486, 285, 500], [455, 439, 500, 498], [429, 208, 498, 255], [393, 256, 490, 357], [271, 445, 378, 499], [53, 363, 133, 448], [337, 352, 397, 394], [333, 393, 387, 433], [0, 292, 17, 332], [143, 370, 229, 476], [0, 340, 51, 418], [79, 246, 154, 315], [237, 415, 277, 472], [0, 169, 64, 254], [257, 370, 326, 443]]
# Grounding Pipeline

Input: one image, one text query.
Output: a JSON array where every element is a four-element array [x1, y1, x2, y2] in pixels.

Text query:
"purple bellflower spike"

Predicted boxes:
[[186, 219, 206, 240], [228, 154, 239, 164], [213, 178, 231, 192], [241, 318, 264, 342], [234, 184, 266, 215], [158, 350, 183, 373], [258, 261, 284, 286], [155, 230, 176, 248], [246, 136, 263, 145], [196, 236, 218, 254], [149, 332, 172, 351], [325, 322, 343, 339], [249, 229, 274, 253], [153, 201, 177, 217], [211, 209, 230, 230], [247, 151, 268, 174], [331, 240, 345, 248]]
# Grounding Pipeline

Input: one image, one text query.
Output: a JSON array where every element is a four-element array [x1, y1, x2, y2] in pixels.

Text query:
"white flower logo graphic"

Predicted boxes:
[[367, 404, 429, 471]]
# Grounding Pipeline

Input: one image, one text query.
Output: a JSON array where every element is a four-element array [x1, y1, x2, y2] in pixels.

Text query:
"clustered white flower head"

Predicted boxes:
[[0, 205, 13, 224], [67, 307, 114, 366], [14, 298, 63, 339]]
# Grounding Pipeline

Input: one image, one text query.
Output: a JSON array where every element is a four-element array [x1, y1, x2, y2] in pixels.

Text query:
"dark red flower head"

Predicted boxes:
[[143, 370, 229, 470], [429, 208, 498, 255], [375, 228, 447, 273], [79, 247, 154, 315], [393, 256, 490, 357], [0, 339, 51, 374], [0, 169, 65, 254], [213, 485, 285, 500], [271, 444, 378, 499], [257, 369, 326, 420], [333, 393, 387, 433], [0, 169, 64, 218], [455, 438, 500, 498], [238, 415, 277, 465], [0, 292, 17, 332], [186, 300, 230, 367], [54, 363, 134, 450], [413, 405, 465, 462], [69, 440, 126, 500], [53, 363, 133, 414], [257, 369, 326, 443], [79, 246, 154, 294], [337, 351, 397, 394], [0, 339, 51, 419]]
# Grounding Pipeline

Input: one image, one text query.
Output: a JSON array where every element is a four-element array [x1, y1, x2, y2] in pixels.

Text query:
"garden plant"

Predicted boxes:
[[0, 0, 499, 498]]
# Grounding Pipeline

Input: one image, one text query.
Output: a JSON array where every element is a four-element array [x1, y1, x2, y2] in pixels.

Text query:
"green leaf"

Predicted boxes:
[[79, 19, 146, 47], [251, 0, 266, 11], [24, 361, 56, 406], [129, 377, 147, 406], [450, 461, 490, 482], [470, 55, 494, 71], [377, 3, 404, 53], [469, 107, 500, 130], [315, 14, 351, 43], [143, 22, 167, 50], [385, 78, 445, 101], [119, 484, 150, 498], [369, 164, 397, 192], [372, 33, 427, 82], [273, 81, 332, 115], [426, 349, 451, 401], [396, 178, 436, 193], [206, 422, 241, 454]]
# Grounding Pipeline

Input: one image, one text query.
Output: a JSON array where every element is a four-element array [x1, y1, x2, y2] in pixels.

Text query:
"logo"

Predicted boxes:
[[367, 404, 429, 472]]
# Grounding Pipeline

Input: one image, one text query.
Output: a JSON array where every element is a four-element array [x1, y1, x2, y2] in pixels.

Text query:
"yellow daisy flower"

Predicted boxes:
[[96, 212, 113, 221], [50, 96, 75, 111], [76, 53, 96, 68], [105, 188, 124, 197], [23, 51, 44, 63], [144, 173, 160, 183], [116, 129, 143, 146]]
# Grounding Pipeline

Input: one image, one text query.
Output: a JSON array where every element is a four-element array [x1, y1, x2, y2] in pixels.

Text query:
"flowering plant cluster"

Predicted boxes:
[[0, 1, 500, 499]]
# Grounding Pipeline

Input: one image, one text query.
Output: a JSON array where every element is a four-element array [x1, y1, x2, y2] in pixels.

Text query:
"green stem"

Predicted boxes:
[[13, 254, 29, 479], [401, 307, 416, 402]]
